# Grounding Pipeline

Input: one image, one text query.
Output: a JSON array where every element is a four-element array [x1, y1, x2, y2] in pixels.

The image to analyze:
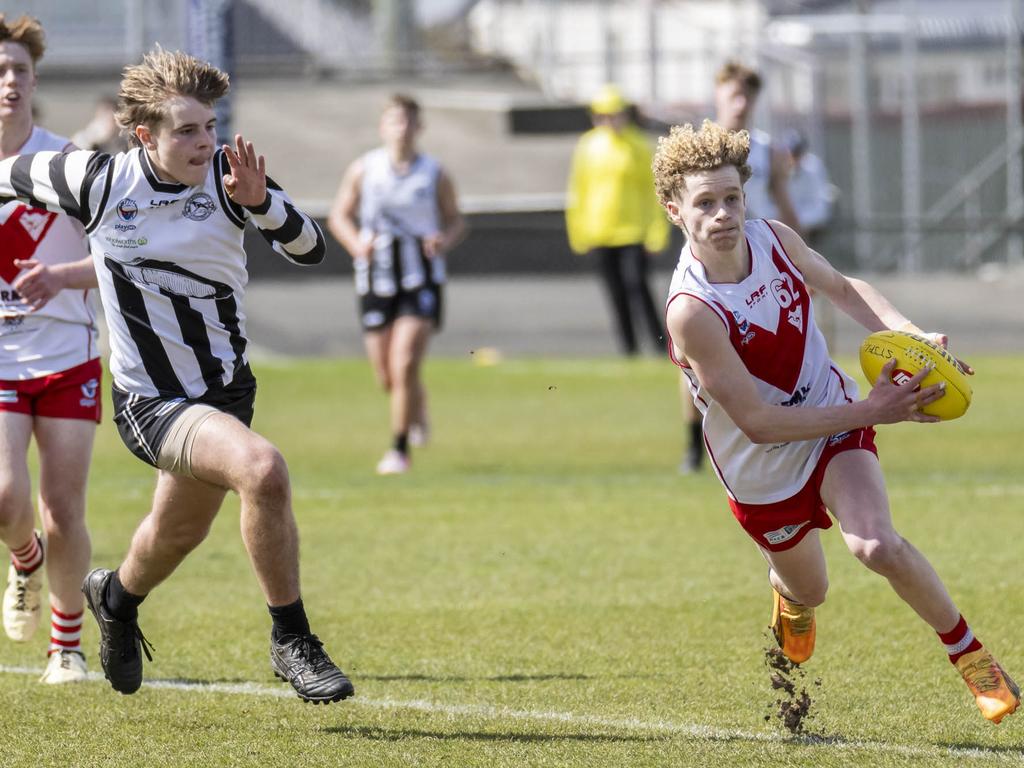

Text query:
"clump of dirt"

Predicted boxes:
[[763, 643, 823, 737]]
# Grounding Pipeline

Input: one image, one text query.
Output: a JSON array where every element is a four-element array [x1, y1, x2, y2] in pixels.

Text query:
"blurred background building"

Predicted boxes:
[[16, 0, 1024, 275]]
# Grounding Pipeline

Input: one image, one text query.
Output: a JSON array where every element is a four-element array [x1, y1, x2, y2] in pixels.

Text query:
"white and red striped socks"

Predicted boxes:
[[49, 606, 83, 657], [939, 614, 983, 664], [10, 534, 42, 574]]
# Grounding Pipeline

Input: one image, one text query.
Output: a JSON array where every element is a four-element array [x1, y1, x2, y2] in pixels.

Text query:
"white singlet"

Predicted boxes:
[[356, 147, 445, 297], [0, 126, 97, 380], [666, 219, 859, 504], [742, 129, 778, 222]]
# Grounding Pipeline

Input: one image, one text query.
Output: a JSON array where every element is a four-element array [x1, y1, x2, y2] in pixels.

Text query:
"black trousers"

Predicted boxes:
[[590, 244, 664, 355]]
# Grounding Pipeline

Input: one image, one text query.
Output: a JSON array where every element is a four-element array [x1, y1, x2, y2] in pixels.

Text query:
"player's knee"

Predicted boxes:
[[0, 479, 30, 525], [38, 500, 86, 537], [847, 531, 906, 575], [38, 492, 86, 529], [790, 580, 828, 608], [390, 356, 419, 386], [245, 446, 291, 504]]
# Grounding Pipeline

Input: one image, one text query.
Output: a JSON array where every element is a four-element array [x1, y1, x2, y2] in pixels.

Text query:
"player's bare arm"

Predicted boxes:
[[771, 221, 974, 373], [12, 255, 98, 311], [221, 133, 266, 207], [422, 169, 466, 258], [326, 158, 372, 261], [668, 296, 942, 443]]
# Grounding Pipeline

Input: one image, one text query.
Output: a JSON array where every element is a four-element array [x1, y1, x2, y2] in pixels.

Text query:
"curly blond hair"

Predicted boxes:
[[116, 48, 229, 147], [652, 120, 752, 207], [0, 14, 46, 64]]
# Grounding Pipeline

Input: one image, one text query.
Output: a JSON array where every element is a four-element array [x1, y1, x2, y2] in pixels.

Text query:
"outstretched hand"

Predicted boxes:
[[222, 134, 266, 207], [12, 259, 62, 312], [867, 359, 943, 424]]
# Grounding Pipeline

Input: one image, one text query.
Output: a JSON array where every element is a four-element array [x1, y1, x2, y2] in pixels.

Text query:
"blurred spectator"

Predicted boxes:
[[565, 84, 669, 356], [71, 95, 128, 153], [714, 61, 800, 231], [782, 129, 835, 250]]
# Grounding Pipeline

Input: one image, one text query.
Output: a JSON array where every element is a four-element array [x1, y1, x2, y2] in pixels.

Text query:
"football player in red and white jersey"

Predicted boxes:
[[0, 14, 100, 684], [656, 119, 1018, 724]]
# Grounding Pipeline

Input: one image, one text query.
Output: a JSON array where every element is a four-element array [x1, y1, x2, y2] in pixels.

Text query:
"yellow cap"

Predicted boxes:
[[590, 84, 627, 115]]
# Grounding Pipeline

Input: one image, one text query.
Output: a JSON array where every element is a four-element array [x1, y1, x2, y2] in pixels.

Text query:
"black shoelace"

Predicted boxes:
[[287, 634, 332, 673], [116, 620, 155, 662]]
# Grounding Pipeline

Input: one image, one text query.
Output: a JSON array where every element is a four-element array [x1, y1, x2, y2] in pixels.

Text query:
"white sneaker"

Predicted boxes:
[[40, 650, 88, 684], [409, 423, 430, 448], [376, 450, 410, 475], [3, 560, 44, 642]]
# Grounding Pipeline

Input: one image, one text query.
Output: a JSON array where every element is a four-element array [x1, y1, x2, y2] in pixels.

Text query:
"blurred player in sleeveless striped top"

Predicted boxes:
[[328, 94, 465, 475]]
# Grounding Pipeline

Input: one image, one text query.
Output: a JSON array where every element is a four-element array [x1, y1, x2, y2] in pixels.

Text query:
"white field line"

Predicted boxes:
[[2, 665, 1022, 763]]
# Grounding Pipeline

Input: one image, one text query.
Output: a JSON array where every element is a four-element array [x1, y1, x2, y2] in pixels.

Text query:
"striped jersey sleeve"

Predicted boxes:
[[243, 175, 326, 265], [0, 149, 113, 228]]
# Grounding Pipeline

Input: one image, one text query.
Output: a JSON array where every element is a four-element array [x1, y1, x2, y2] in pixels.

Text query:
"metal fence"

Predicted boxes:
[[11, 0, 1024, 272]]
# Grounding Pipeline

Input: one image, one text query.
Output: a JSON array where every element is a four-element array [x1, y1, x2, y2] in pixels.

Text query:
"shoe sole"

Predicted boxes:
[[272, 669, 355, 704], [988, 697, 1020, 725]]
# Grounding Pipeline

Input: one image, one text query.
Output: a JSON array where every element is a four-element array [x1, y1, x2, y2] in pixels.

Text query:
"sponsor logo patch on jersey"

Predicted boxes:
[[732, 310, 756, 345], [183, 193, 216, 221], [828, 430, 852, 446], [745, 284, 767, 308], [106, 236, 149, 250], [732, 309, 750, 335], [116, 198, 139, 222], [763, 520, 809, 546], [781, 383, 812, 407]]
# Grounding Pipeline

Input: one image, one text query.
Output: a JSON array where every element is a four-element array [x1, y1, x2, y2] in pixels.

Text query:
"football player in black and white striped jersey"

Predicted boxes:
[[0, 48, 354, 703]]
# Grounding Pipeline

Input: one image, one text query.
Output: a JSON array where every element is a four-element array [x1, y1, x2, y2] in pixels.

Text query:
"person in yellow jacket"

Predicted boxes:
[[566, 85, 670, 355]]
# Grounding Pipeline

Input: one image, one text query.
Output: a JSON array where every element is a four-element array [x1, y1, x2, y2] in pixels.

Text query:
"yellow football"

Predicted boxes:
[[859, 330, 972, 421]]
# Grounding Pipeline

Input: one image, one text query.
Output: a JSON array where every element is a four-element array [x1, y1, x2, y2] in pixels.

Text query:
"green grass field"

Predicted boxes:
[[1, 354, 1022, 767]]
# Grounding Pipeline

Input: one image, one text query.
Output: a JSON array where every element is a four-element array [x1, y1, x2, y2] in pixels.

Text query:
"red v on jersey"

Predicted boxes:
[[0, 204, 58, 284], [714, 244, 810, 395]]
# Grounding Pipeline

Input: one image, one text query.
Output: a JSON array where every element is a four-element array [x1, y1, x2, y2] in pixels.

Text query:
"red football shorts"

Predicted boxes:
[[728, 426, 878, 552], [0, 358, 102, 423]]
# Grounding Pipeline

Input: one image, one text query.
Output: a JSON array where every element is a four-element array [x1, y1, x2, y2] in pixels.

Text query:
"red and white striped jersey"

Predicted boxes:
[[0, 126, 98, 380], [666, 219, 859, 504]]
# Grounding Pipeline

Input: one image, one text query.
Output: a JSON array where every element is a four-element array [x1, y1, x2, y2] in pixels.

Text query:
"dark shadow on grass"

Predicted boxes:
[[323, 724, 669, 743]]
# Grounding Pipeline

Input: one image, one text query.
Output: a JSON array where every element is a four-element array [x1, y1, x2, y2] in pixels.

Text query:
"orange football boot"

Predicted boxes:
[[770, 588, 816, 664], [955, 648, 1021, 724]]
